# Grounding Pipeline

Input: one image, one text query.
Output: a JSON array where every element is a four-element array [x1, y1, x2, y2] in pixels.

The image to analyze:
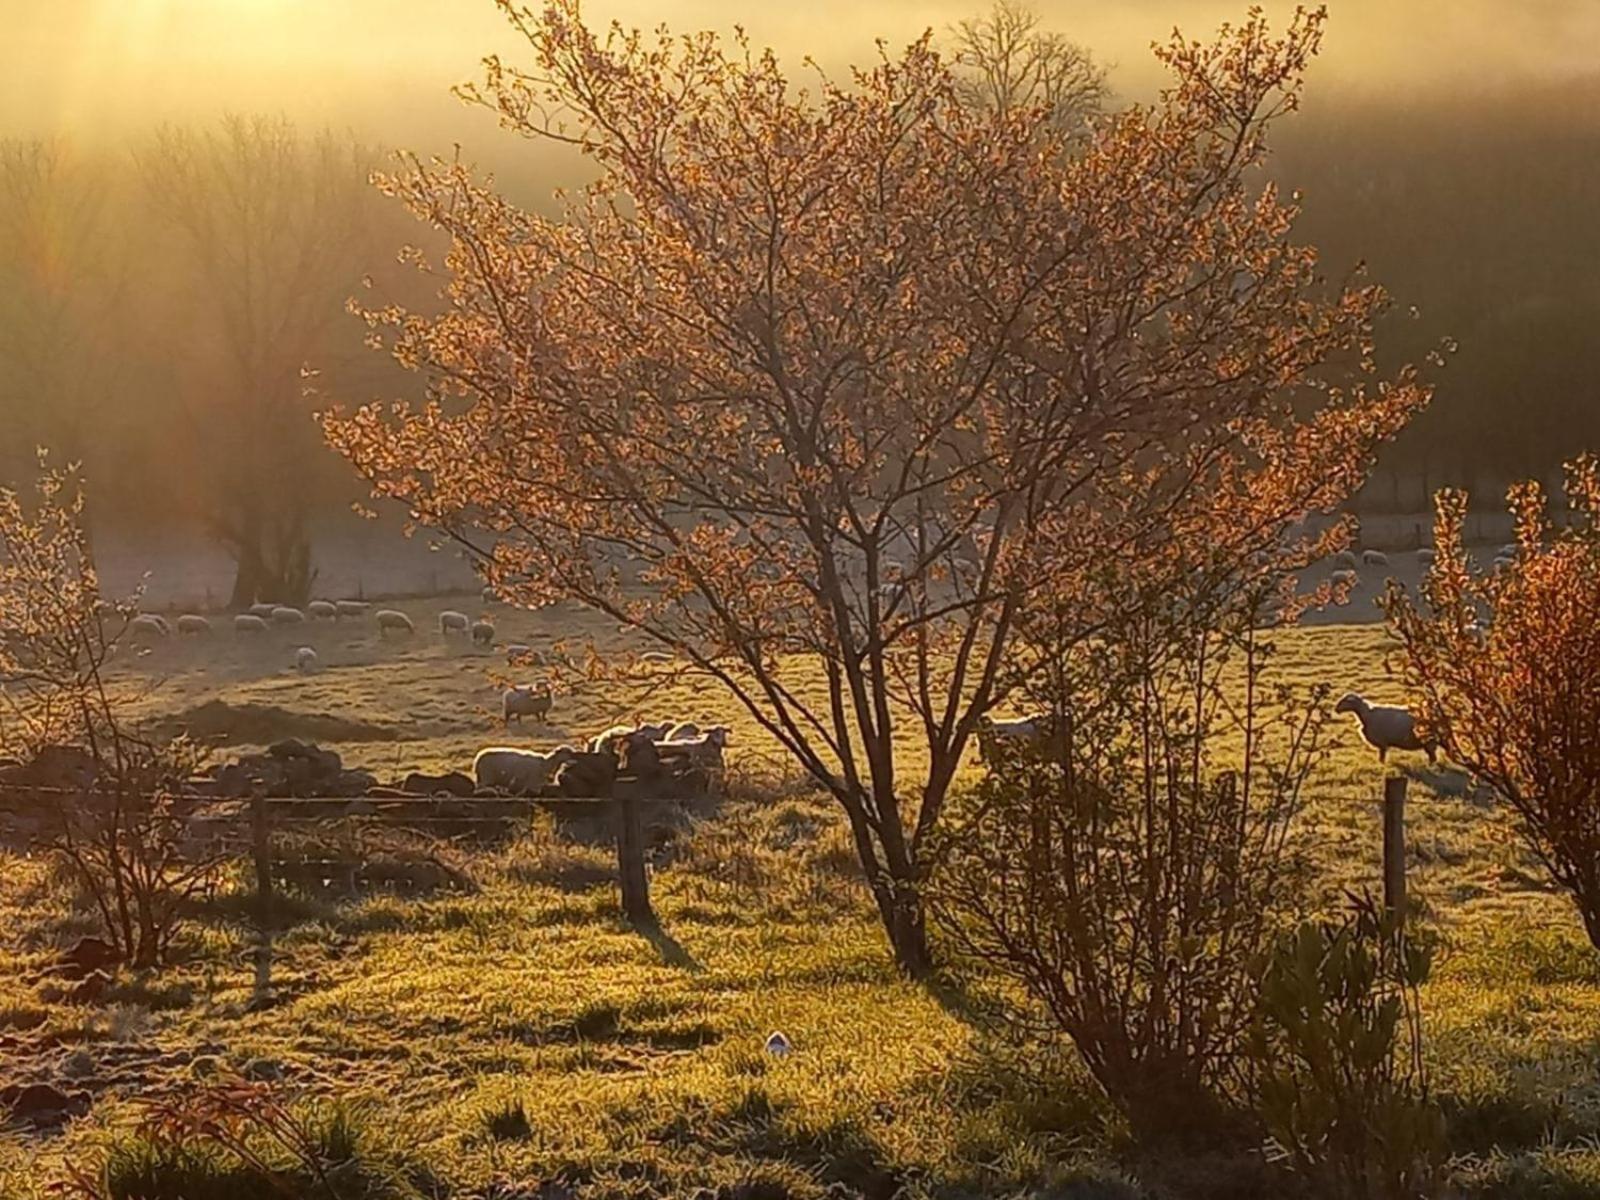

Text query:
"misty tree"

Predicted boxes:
[[0, 140, 127, 502], [950, 0, 1110, 134], [139, 115, 378, 607]]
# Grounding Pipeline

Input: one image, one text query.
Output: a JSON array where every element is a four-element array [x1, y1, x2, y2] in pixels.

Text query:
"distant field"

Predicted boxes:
[[3, 607, 1599, 1196]]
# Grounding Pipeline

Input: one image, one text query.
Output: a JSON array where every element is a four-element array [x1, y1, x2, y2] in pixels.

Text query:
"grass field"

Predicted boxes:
[[3, 602, 1599, 1197]]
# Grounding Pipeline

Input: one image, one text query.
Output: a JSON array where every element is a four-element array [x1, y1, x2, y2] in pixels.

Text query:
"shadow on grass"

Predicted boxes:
[[633, 917, 704, 973], [1403, 762, 1497, 805]]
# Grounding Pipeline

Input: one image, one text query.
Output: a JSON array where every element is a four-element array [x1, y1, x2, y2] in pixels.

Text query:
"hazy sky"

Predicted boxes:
[[4, 0, 1598, 155]]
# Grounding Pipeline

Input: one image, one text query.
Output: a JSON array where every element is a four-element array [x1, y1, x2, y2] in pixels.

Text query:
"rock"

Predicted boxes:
[[0, 1081, 90, 1127], [57, 937, 120, 980], [401, 771, 475, 798], [242, 1057, 284, 1082]]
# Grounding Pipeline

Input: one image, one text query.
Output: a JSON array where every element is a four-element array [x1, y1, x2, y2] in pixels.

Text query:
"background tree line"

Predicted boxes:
[[0, 6, 1595, 602]]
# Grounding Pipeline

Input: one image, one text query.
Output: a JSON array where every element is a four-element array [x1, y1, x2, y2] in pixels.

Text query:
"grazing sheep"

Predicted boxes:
[[1334, 692, 1436, 763], [1332, 550, 1360, 570], [295, 646, 318, 674], [470, 620, 494, 648], [473, 746, 578, 795], [271, 605, 306, 626], [505, 643, 538, 665], [439, 610, 470, 636], [481, 585, 497, 604], [1331, 568, 1359, 589], [663, 721, 700, 742], [375, 609, 414, 637], [234, 613, 268, 635], [976, 714, 1047, 760], [307, 600, 337, 620], [335, 599, 369, 618], [175, 614, 211, 635], [247, 602, 276, 619], [129, 614, 170, 644], [1416, 548, 1436, 565], [502, 685, 553, 724], [1361, 549, 1389, 567]]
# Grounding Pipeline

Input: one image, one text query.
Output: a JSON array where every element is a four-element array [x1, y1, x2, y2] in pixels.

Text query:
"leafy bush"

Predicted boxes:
[[1250, 895, 1444, 1200], [932, 578, 1329, 1144], [1384, 455, 1600, 948]]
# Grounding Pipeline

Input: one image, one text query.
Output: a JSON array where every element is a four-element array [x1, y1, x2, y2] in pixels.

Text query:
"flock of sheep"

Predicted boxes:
[[473, 721, 731, 795], [121, 587, 521, 676]]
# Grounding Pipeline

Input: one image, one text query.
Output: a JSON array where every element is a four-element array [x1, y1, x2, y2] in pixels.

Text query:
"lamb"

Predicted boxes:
[[307, 600, 337, 621], [175, 614, 211, 635], [1331, 550, 1360, 570], [1361, 549, 1389, 567], [472, 746, 578, 795], [271, 605, 306, 626], [234, 613, 268, 635], [1334, 693, 1436, 763], [439, 610, 470, 636], [335, 600, 369, 618], [470, 620, 495, 648], [375, 609, 414, 637], [295, 646, 318, 674], [247, 602, 276, 619], [1331, 568, 1359, 589], [505, 643, 539, 665], [502, 685, 553, 724]]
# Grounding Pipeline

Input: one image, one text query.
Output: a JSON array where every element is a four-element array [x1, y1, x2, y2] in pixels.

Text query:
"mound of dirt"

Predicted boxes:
[[154, 700, 400, 745]]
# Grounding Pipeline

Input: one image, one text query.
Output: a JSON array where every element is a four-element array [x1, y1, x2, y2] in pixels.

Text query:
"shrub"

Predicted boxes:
[[1384, 455, 1600, 948], [1249, 895, 1444, 1199], [932, 577, 1329, 1145]]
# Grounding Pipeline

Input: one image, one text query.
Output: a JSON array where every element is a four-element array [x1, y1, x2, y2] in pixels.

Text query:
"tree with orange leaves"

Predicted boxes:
[[1384, 457, 1600, 948], [324, 2, 1428, 975]]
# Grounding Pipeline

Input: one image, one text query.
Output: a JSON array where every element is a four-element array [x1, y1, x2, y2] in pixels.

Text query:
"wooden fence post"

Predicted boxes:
[[1383, 775, 1407, 920], [250, 781, 275, 1005], [614, 784, 656, 927]]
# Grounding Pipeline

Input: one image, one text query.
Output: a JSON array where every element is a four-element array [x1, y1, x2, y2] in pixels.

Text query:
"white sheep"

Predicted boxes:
[[638, 651, 674, 664], [656, 726, 730, 769], [295, 646, 318, 674], [590, 722, 670, 754], [129, 614, 170, 644], [506, 643, 540, 666], [1331, 568, 1359, 589], [307, 600, 337, 621], [1334, 693, 1436, 763], [335, 600, 369, 618], [470, 620, 495, 648], [1331, 550, 1360, 570], [234, 613, 268, 635], [473, 746, 578, 795], [247, 602, 276, 619], [271, 605, 306, 626], [439, 610, 470, 636], [375, 609, 414, 637], [1361, 549, 1389, 567], [976, 714, 1048, 760], [502, 685, 553, 725], [175, 614, 211, 635]]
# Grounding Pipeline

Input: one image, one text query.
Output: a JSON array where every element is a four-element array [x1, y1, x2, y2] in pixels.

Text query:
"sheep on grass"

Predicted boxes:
[[439, 610, 470, 636], [295, 646, 318, 674], [234, 613, 268, 635], [503, 685, 553, 725], [1334, 692, 1437, 763], [375, 609, 414, 638], [473, 746, 578, 795], [175, 614, 211, 635]]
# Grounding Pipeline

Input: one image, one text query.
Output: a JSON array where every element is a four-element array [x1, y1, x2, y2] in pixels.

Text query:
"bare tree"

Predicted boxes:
[[0, 140, 128, 498], [951, 1, 1110, 134], [138, 116, 379, 607]]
